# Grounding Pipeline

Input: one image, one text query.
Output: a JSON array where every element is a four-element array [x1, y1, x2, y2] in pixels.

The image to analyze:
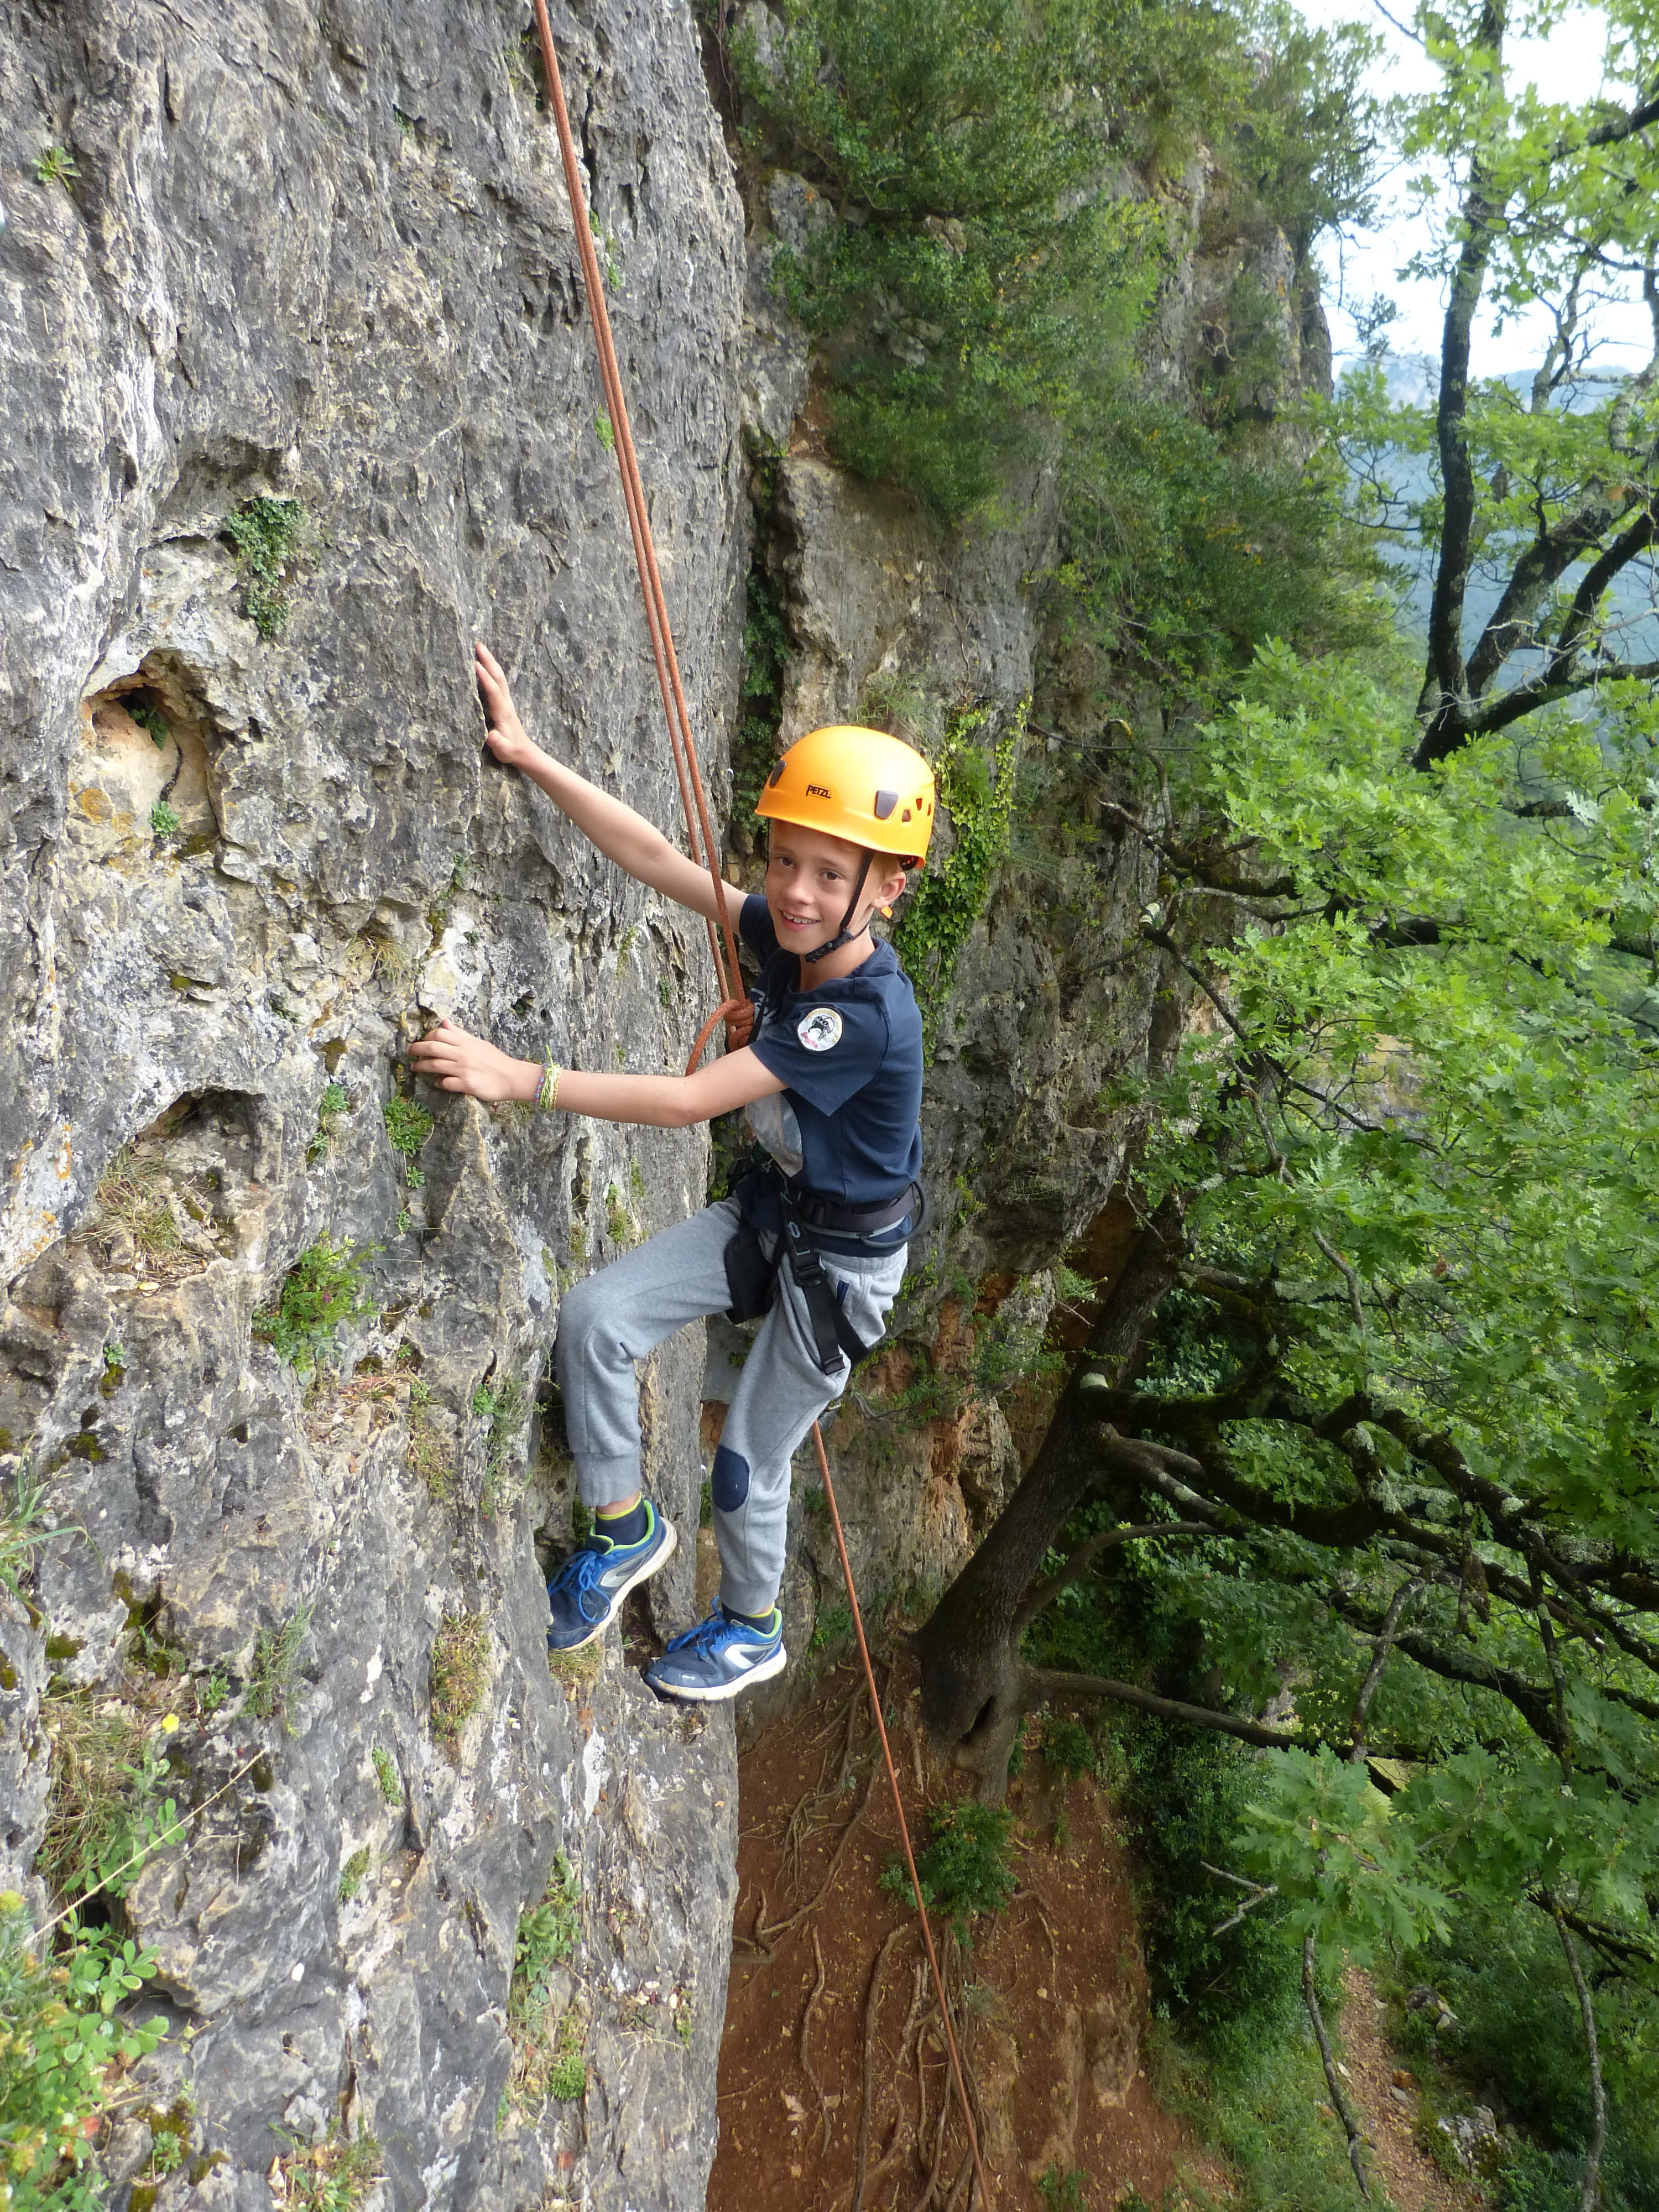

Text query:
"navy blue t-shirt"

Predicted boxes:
[[739, 893, 923, 1217]]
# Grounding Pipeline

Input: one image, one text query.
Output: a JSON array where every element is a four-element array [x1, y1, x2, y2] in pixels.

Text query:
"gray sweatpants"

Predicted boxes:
[[554, 1197, 907, 1618]]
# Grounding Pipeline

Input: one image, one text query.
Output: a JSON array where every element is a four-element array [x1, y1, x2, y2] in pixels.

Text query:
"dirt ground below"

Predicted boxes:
[[1337, 1967, 1486, 2212], [709, 1655, 1489, 2212], [709, 1654, 1213, 2212]]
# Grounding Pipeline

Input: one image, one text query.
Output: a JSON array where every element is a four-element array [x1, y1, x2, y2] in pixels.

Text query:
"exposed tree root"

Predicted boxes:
[[852, 1925, 907, 2212], [863, 1961, 927, 2201], [800, 1926, 832, 2153], [757, 1757, 881, 1942], [732, 1881, 774, 1964], [908, 2084, 954, 2212], [779, 1688, 873, 1887]]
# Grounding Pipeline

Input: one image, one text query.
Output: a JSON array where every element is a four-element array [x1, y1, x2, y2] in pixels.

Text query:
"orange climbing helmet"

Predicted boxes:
[[755, 725, 936, 865]]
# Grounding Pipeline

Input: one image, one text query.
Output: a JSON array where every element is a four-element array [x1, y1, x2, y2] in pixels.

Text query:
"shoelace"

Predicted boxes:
[[665, 1609, 751, 1657], [550, 1538, 613, 1620]]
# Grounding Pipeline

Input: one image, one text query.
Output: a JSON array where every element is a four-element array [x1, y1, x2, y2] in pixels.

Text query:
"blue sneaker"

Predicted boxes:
[[643, 1605, 787, 1703], [547, 1504, 677, 1652]]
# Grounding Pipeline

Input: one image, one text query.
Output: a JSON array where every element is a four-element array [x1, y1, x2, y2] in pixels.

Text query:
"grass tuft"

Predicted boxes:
[[429, 1611, 489, 1754], [247, 1603, 313, 1731], [473, 1375, 527, 1517], [337, 1845, 372, 1903], [38, 1699, 185, 1904], [383, 1096, 434, 1159], [407, 1379, 455, 1501], [274, 2124, 382, 2212], [1, 1476, 50, 1598], [503, 1855, 586, 2112], [306, 1081, 351, 1165], [95, 1146, 182, 1264]]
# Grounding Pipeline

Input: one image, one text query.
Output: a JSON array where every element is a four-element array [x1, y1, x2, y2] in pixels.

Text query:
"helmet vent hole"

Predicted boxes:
[[873, 787, 899, 820]]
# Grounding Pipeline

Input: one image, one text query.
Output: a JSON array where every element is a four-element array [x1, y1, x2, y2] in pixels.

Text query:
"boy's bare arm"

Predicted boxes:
[[475, 644, 745, 932], [406, 1019, 785, 1128]]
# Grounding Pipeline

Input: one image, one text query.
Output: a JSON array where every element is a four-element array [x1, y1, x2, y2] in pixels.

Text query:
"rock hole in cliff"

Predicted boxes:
[[81, 1091, 271, 1280], [74, 653, 225, 858]]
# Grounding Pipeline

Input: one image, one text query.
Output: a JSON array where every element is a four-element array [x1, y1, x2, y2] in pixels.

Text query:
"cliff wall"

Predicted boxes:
[[0, 2, 747, 2204]]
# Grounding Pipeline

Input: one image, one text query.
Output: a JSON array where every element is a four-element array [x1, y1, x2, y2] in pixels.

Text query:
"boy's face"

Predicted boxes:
[[764, 825, 907, 956]]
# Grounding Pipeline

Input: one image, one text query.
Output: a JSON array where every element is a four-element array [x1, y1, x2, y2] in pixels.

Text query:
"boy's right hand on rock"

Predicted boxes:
[[476, 641, 538, 771], [408, 1018, 537, 1103]]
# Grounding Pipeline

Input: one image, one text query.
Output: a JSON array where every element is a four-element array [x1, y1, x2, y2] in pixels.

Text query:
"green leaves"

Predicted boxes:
[[253, 1235, 374, 1370], [1100, 627, 1659, 2093], [1239, 1747, 1453, 1961], [738, 0, 1383, 517], [223, 496, 307, 640], [0, 1902, 163, 2210]]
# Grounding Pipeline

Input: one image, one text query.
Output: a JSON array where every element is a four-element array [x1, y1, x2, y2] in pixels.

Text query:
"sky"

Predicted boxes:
[[1293, 0, 1658, 382]]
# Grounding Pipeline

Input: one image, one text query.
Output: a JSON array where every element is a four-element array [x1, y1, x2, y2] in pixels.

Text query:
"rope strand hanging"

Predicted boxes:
[[525, 7, 992, 2199], [529, 0, 749, 1065]]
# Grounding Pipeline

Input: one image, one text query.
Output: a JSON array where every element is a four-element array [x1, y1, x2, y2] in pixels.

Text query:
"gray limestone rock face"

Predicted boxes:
[[1, 0, 748, 2204]]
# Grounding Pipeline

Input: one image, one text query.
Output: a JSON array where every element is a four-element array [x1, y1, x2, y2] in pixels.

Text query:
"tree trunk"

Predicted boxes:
[[1414, 1, 1509, 764], [912, 1192, 1189, 1788]]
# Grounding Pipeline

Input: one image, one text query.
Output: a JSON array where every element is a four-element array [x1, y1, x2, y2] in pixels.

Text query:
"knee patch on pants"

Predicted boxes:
[[711, 1443, 750, 1511]]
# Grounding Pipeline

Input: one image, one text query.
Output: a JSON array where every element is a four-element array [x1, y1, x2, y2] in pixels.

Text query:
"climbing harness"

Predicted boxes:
[[525, 5, 993, 2199], [722, 1155, 925, 1377]]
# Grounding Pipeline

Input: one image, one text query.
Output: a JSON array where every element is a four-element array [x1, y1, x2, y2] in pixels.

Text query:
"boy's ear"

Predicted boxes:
[[875, 864, 910, 912]]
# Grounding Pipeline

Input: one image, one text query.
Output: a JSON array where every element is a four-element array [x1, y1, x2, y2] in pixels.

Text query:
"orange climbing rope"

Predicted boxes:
[[811, 1422, 995, 2209], [528, 0, 750, 1067], [526, 9, 992, 2201]]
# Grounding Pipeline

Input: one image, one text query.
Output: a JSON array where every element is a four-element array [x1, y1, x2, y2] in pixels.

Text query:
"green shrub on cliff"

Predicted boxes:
[[893, 704, 1020, 1039], [735, 0, 1379, 518], [880, 1799, 1018, 1942], [735, 0, 1151, 514], [223, 496, 306, 639], [0, 1897, 163, 2212], [253, 1237, 373, 1370]]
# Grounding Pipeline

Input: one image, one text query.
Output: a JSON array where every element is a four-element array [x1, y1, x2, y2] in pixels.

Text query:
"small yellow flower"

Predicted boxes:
[[160, 1714, 180, 1734]]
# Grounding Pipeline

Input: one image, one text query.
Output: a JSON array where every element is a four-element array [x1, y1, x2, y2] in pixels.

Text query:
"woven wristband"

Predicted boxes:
[[537, 1056, 562, 1113]]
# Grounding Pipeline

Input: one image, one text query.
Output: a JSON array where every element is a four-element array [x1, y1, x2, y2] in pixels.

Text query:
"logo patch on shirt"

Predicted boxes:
[[797, 1007, 843, 1053]]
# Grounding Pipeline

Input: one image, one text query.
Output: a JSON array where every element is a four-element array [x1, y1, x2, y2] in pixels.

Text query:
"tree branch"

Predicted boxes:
[[1028, 1668, 1306, 1750], [1420, 644, 1659, 752], [1568, 85, 1659, 153], [1420, 5, 1509, 746], [1327, 1594, 1561, 1744], [1204, 1860, 1280, 1937], [1011, 1520, 1212, 1641], [1305, 1928, 1372, 2200], [1347, 1576, 1423, 1765], [1550, 1899, 1609, 2212], [1463, 493, 1619, 700]]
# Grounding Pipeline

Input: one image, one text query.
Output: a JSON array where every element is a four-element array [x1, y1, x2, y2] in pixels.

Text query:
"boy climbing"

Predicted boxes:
[[408, 643, 936, 1701]]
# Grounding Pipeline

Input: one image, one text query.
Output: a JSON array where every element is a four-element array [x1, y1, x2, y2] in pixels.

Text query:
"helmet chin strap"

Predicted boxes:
[[803, 851, 875, 965]]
